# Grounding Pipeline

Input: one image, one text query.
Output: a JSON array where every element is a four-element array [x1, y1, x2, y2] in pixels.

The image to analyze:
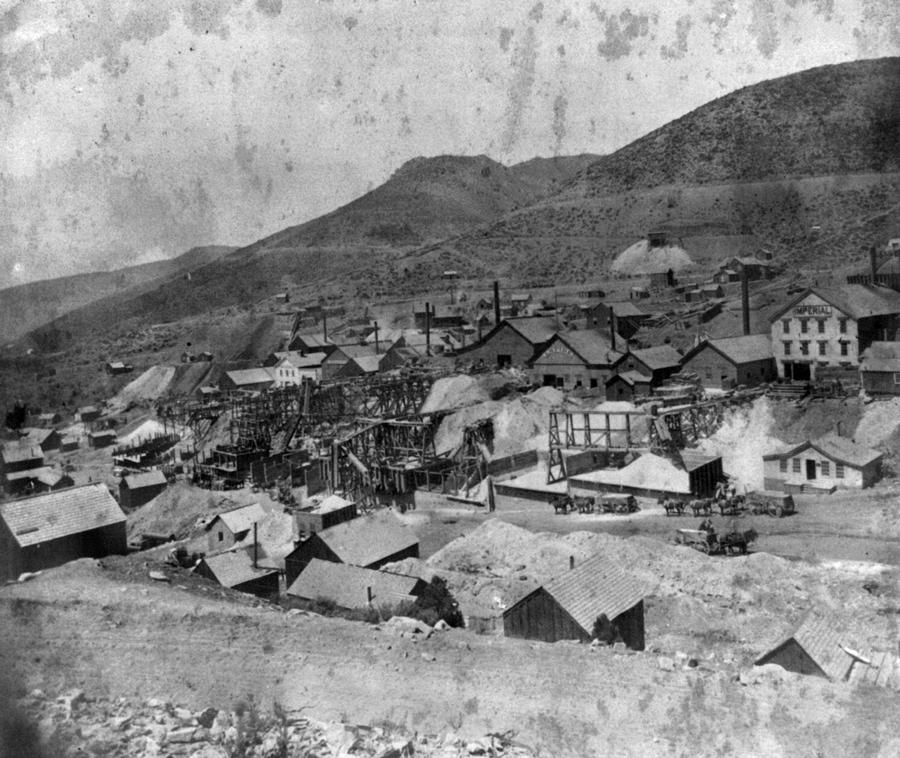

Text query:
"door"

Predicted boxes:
[[543, 374, 557, 387], [497, 354, 511, 368], [805, 460, 816, 480]]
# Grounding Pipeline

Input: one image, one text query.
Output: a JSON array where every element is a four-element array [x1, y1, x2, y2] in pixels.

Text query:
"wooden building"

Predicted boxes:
[[221, 368, 275, 393], [119, 470, 168, 510], [455, 317, 557, 369], [268, 352, 325, 387], [205, 502, 267, 553], [284, 511, 419, 587], [503, 553, 646, 650], [287, 333, 335, 355], [755, 614, 855, 680], [679, 335, 775, 389], [530, 330, 624, 390], [78, 405, 101, 423], [286, 558, 426, 610], [19, 427, 61, 452], [294, 494, 358, 537], [762, 433, 882, 491], [0, 483, 127, 582], [582, 301, 648, 340], [194, 547, 280, 599], [1, 444, 44, 488], [105, 361, 134, 375], [859, 342, 900, 395], [769, 285, 900, 382], [87, 430, 118, 449], [604, 371, 651, 401], [617, 345, 682, 385]]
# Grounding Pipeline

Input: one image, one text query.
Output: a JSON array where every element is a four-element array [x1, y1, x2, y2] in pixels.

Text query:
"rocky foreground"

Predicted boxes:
[[10, 688, 536, 758]]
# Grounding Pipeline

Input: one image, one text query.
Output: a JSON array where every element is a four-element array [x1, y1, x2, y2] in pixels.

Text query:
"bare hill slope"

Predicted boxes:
[[0, 245, 234, 343], [427, 57, 900, 281]]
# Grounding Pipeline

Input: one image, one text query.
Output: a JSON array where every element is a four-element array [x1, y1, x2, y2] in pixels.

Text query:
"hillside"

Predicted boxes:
[[243, 154, 600, 252], [0, 245, 235, 343], [425, 57, 900, 280]]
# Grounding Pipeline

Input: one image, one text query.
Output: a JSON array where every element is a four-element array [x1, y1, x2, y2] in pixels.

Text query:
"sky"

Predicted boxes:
[[0, 0, 898, 288]]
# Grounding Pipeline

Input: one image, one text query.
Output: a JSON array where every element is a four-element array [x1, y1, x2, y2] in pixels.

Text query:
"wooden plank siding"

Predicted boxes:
[[503, 588, 588, 643]]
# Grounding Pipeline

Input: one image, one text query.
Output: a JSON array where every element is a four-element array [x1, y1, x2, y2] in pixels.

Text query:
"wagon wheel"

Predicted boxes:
[[774, 504, 784, 518]]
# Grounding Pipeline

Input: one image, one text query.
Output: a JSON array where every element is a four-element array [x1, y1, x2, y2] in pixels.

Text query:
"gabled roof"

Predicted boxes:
[[608, 301, 646, 318], [313, 512, 418, 567], [19, 428, 56, 445], [274, 351, 327, 369], [224, 368, 275, 386], [770, 285, 900, 323], [308, 494, 355, 514], [35, 470, 70, 488], [1, 444, 44, 465], [679, 450, 722, 472], [122, 470, 167, 490], [5, 466, 55, 482], [206, 502, 267, 536], [860, 341, 900, 372], [756, 613, 854, 681], [762, 433, 882, 468], [606, 370, 650, 387], [629, 345, 682, 371], [504, 317, 559, 345], [286, 558, 423, 609], [78, 405, 99, 414], [291, 333, 333, 349], [0, 483, 125, 548], [354, 355, 382, 374], [514, 553, 645, 634], [198, 547, 279, 588], [536, 330, 624, 367], [682, 334, 772, 366]]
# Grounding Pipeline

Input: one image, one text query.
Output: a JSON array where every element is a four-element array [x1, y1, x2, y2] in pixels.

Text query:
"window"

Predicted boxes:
[[821, 461, 830, 476], [894, 373, 900, 385], [800, 319, 808, 334], [218, 531, 224, 542], [783, 341, 791, 356], [835, 463, 845, 479], [840, 342, 849, 357], [818, 341, 827, 356], [839, 318, 847, 334], [590, 378, 598, 389], [817, 319, 826, 334], [792, 458, 801, 473], [704, 367, 712, 379], [779, 459, 787, 473], [782, 319, 790, 334], [800, 341, 810, 356]]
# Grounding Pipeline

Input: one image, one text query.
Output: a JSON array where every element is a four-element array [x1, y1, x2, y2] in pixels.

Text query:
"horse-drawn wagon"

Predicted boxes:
[[675, 526, 757, 556], [598, 493, 639, 514], [744, 490, 795, 517]]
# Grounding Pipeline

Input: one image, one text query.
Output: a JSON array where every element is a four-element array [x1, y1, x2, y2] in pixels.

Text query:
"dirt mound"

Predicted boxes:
[[610, 239, 693, 275], [421, 375, 491, 414], [698, 396, 781, 492], [110, 366, 176, 410], [854, 397, 900, 448]]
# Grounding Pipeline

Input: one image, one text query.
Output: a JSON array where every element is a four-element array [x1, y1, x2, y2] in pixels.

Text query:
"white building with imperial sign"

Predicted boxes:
[[769, 285, 900, 381]]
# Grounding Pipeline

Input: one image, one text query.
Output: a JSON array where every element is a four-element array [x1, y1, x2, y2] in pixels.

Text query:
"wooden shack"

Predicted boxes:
[[119, 470, 169, 510], [286, 558, 426, 610], [205, 502, 267, 553], [755, 614, 855, 680], [503, 553, 646, 650], [194, 547, 280, 599], [284, 511, 419, 587], [0, 483, 127, 582], [294, 494, 358, 536]]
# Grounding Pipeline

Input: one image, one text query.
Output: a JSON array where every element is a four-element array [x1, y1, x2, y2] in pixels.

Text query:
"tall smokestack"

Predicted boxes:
[[425, 301, 431, 356], [608, 309, 616, 351], [253, 522, 258, 568], [493, 280, 501, 326], [870, 245, 878, 284], [741, 271, 751, 336], [322, 310, 328, 343], [374, 321, 380, 354], [366, 586, 373, 604]]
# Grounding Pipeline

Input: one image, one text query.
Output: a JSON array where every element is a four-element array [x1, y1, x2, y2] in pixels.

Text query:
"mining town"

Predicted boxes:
[[1, 16, 900, 758]]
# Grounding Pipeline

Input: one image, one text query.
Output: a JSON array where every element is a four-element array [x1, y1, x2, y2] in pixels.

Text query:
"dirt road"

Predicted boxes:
[[2, 560, 899, 758]]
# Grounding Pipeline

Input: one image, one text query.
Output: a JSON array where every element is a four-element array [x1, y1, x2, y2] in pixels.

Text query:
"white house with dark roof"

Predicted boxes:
[[769, 285, 900, 382], [762, 433, 882, 491], [205, 502, 267, 553], [503, 552, 646, 649], [0, 483, 127, 581]]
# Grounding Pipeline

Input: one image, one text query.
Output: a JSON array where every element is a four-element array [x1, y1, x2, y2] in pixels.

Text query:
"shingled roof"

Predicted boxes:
[[198, 547, 279, 588], [756, 613, 855, 681], [314, 512, 419, 568], [551, 331, 625, 367], [530, 553, 646, 634], [206, 503, 267, 536], [0, 483, 125, 548], [286, 558, 424, 609], [122, 470, 167, 490], [629, 345, 682, 371]]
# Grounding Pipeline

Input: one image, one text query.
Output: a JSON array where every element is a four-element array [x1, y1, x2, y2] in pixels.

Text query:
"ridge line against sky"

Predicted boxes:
[[1, 0, 899, 288]]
